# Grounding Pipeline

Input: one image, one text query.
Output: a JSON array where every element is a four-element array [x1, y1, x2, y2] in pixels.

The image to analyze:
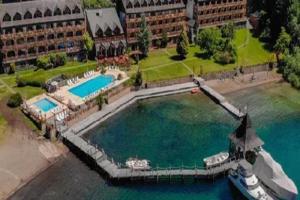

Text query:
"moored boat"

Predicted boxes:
[[191, 88, 200, 94], [253, 150, 298, 200], [203, 152, 229, 168], [229, 160, 272, 200], [126, 158, 151, 170]]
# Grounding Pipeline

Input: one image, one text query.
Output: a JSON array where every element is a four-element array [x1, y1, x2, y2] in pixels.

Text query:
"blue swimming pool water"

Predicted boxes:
[[34, 98, 57, 112], [69, 75, 114, 98]]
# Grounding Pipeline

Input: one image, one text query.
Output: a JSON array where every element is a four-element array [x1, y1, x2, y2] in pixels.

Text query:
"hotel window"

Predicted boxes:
[[3, 13, 11, 22], [13, 13, 22, 21]]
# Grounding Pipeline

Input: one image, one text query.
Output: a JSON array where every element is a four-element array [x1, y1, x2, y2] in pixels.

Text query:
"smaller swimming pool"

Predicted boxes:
[[34, 98, 57, 112], [69, 75, 114, 98]]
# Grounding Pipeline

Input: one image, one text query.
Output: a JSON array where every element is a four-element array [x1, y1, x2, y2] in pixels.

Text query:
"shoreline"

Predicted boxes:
[[206, 71, 283, 95]]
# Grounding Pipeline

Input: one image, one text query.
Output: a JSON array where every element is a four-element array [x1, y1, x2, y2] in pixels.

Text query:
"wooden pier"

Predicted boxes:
[[62, 130, 239, 181], [60, 80, 245, 183], [194, 78, 245, 118]]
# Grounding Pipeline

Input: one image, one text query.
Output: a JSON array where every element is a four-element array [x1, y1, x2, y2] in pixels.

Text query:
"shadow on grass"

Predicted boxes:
[[170, 55, 185, 61], [194, 52, 211, 60]]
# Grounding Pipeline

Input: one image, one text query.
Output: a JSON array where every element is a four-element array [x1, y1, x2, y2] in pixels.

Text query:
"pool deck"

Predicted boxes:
[[23, 94, 68, 120], [51, 69, 128, 108]]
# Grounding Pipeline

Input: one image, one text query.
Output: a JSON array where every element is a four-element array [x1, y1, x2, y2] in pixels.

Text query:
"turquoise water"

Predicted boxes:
[[11, 83, 300, 200], [34, 98, 57, 112], [69, 75, 114, 98]]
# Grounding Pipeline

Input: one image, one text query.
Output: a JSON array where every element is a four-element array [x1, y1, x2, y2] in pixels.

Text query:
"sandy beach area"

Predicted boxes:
[[0, 102, 68, 200], [206, 70, 283, 94]]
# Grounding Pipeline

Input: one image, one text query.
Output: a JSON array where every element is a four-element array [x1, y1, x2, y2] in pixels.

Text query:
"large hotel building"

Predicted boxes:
[[0, 0, 248, 72], [117, 0, 187, 50], [0, 0, 85, 71]]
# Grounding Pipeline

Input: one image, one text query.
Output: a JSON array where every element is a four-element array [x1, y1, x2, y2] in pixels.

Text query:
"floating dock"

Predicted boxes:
[[194, 77, 244, 118]]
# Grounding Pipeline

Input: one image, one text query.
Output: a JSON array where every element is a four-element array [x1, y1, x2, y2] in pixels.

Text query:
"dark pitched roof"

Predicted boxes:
[[0, 0, 84, 28], [85, 8, 124, 39], [229, 114, 264, 152], [121, 0, 185, 14]]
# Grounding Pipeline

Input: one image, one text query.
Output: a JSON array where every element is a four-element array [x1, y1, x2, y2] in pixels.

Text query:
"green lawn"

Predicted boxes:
[[135, 29, 274, 82], [0, 114, 7, 142], [0, 60, 97, 99], [143, 63, 191, 82]]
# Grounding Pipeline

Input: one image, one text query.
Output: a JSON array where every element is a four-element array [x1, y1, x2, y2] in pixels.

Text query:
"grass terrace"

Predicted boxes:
[[135, 29, 275, 82], [0, 61, 97, 100]]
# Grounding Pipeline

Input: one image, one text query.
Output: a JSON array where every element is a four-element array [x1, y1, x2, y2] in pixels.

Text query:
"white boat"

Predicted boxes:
[[203, 152, 229, 168], [125, 158, 151, 170], [253, 150, 298, 200], [229, 160, 272, 200]]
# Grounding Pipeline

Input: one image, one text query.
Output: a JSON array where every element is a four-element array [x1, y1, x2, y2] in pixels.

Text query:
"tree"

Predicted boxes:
[[176, 27, 189, 59], [135, 70, 143, 87], [7, 93, 23, 108], [214, 39, 237, 64], [96, 94, 104, 110], [221, 22, 235, 40], [197, 28, 221, 56], [137, 15, 151, 57], [274, 27, 292, 62], [8, 62, 16, 74], [279, 48, 300, 89], [161, 30, 168, 48], [82, 32, 94, 60], [36, 55, 49, 69]]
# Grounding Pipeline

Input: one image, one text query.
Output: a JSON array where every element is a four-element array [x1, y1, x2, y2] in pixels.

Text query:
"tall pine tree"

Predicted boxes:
[[137, 15, 151, 57], [176, 27, 189, 59]]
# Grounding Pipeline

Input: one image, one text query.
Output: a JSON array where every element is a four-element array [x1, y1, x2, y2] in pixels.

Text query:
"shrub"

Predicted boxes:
[[101, 66, 106, 74], [288, 73, 300, 88], [155, 39, 162, 48], [8, 63, 16, 74], [55, 52, 67, 66], [214, 51, 237, 64], [16, 75, 42, 87], [37, 56, 49, 70], [7, 93, 23, 108], [96, 94, 104, 110], [117, 73, 123, 80], [135, 70, 143, 86], [16, 75, 26, 87]]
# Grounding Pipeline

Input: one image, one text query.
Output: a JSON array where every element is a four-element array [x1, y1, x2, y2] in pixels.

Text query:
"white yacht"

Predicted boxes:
[[203, 152, 229, 168], [126, 158, 150, 170], [229, 160, 272, 200]]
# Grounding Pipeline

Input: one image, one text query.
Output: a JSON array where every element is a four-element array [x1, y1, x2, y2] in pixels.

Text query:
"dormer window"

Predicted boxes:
[[44, 8, 52, 17], [96, 26, 103, 37], [105, 27, 112, 36], [63, 6, 71, 15], [72, 6, 80, 14], [34, 10, 42, 18], [24, 11, 32, 19], [127, 2, 133, 8], [3, 13, 11, 22], [54, 7, 62, 16], [13, 12, 22, 21]]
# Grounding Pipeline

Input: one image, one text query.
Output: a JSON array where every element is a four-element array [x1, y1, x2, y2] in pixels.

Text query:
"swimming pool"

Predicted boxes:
[[69, 75, 114, 98], [34, 98, 57, 112]]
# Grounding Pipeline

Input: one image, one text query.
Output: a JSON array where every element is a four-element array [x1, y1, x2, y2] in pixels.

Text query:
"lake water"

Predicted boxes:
[[11, 82, 300, 200]]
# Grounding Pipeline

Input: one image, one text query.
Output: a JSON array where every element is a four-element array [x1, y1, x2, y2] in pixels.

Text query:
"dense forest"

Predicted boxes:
[[252, 0, 300, 88]]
